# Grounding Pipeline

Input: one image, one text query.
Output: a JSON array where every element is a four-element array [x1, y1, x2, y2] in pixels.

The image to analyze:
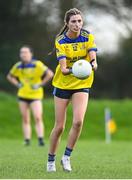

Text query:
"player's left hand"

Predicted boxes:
[[31, 84, 42, 89]]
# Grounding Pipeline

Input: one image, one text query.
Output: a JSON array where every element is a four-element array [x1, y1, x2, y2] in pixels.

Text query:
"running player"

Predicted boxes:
[[47, 8, 98, 171], [7, 45, 54, 146]]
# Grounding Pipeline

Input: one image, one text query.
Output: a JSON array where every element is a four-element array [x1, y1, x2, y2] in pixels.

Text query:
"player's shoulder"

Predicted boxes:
[[81, 29, 90, 38], [55, 34, 66, 45], [81, 29, 95, 39], [13, 61, 22, 68], [33, 60, 47, 68], [33, 59, 43, 66]]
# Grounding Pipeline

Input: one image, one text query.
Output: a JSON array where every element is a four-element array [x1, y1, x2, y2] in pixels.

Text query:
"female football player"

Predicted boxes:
[[7, 45, 54, 146], [47, 8, 98, 172]]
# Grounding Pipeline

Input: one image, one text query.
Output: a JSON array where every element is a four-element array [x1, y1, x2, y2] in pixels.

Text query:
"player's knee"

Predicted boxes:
[[35, 115, 42, 123], [73, 120, 83, 129], [55, 125, 65, 135], [23, 117, 29, 124]]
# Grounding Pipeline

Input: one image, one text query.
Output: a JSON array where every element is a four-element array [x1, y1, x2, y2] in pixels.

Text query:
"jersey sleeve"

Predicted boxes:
[[87, 34, 97, 53], [55, 40, 66, 61], [37, 61, 48, 76], [9, 63, 19, 77]]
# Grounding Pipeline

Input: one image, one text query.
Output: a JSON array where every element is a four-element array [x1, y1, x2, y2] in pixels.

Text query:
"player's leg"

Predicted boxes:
[[67, 92, 89, 148], [19, 101, 31, 145], [49, 96, 69, 154], [61, 92, 89, 171], [30, 100, 44, 146], [47, 96, 69, 172]]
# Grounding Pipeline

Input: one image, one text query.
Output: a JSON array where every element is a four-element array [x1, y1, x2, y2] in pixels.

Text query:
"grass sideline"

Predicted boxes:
[[0, 139, 132, 179], [0, 91, 132, 140]]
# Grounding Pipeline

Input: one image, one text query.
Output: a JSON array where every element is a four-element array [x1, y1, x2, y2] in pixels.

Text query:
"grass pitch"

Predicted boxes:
[[0, 139, 132, 179], [0, 92, 132, 178]]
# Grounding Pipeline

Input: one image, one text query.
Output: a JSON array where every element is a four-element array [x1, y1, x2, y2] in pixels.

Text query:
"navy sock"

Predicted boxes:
[[38, 137, 45, 145], [24, 139, 30, 145], [64, 147, 73, 157], [38, 137, 44, 143], [48, 154, 56, 162]]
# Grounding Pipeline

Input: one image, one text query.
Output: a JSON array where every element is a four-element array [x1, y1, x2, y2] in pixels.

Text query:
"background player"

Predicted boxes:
[[7, 45, 54, 146], [47, 8, 98, 172]]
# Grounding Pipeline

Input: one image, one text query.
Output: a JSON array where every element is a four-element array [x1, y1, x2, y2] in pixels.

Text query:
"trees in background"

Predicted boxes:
[[0, 0, 132, 98]]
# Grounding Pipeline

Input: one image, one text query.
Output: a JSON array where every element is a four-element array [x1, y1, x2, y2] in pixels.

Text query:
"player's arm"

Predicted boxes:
[[89, 51, 98, 71], [41, 68, 54, 86], [7, 73, 22, 88], [31, 63, 54, 90], [88, 33, 98, 71], [55, 39, 71, 75], [59, 59, 72, 75]]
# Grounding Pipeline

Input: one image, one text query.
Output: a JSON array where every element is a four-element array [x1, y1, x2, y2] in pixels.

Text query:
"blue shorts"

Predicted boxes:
[[53, 87, 90, 99]]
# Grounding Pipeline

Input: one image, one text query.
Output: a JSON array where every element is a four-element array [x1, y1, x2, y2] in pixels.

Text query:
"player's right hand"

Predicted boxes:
[[69, 67, 72, 74], [31, 84, 41, 90], [16, 83, 23, 89]]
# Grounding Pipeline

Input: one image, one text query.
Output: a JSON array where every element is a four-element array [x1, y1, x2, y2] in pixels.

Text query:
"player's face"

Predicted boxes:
[[20, 47, 33, 63], [67, 14, 83, 33]]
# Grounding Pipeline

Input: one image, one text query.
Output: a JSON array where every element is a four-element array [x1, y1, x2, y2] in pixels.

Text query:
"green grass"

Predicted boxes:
[[0, 139, 132, 179], [0, 91, 132, 140], [1, 92, 132, 178]]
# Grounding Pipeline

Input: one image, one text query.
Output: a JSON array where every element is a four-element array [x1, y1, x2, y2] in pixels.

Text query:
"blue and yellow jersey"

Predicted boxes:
[[9, 60, 48, 99], [52, 29, 97, 90]]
